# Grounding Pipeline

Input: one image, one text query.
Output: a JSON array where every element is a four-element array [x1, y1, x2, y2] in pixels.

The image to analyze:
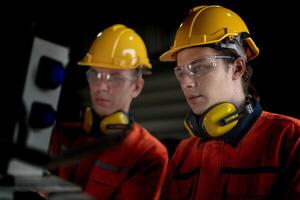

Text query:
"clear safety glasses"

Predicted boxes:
[[86, 68, 138, 86], [174, 55, 234, 81]]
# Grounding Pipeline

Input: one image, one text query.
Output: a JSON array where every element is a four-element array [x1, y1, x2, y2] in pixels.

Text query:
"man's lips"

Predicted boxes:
[[187, 94, 202, 103], [95, 98, 110, 104]]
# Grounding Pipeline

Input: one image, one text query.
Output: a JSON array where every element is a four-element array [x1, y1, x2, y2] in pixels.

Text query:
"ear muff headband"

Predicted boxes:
[[184, 119, 196, 137]]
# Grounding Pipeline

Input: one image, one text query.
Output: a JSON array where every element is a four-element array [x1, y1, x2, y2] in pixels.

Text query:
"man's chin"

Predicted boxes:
[[94, 108, 113, 117], [190, 106, 206, 115]]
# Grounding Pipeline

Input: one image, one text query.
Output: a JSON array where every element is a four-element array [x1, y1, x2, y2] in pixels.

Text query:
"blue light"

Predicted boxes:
[[36, 56, 66, 89], [29, 102, 56, 129], [50, 64, 66, 86], [42, 111, 56, 127]]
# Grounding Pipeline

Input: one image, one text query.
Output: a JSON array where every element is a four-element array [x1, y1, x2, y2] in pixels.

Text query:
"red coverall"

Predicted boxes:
[[162, 107, 300, 199], [49, 122, 168, 200]]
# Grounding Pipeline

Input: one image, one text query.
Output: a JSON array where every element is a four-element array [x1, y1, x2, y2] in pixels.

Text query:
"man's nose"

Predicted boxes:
[[95, 77, 110, 91], [180, 73, 196, 89]]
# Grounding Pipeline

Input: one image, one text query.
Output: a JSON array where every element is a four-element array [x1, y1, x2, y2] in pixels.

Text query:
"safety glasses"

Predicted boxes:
[[86, 68, 138, 86], [174, 55, 234, 81]]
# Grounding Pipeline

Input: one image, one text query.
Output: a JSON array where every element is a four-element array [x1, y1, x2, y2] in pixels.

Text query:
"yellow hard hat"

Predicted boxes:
[[160, 5, 259, 61], [79, 24, 152, 74]]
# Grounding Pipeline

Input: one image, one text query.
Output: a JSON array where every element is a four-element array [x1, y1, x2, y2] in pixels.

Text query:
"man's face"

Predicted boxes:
[[176, 47, 237, 115], [86, 67, 144, 116]]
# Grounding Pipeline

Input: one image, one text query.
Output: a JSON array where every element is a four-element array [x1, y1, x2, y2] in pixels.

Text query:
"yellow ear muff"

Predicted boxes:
[[202, 103, 239, 137], [82, 107, 130, 135], [83, 107, 93, 133], [100, 111, 130, 135]]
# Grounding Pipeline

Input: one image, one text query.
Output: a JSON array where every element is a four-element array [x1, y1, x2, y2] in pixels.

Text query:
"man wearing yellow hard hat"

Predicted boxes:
[[160, 5, 300, 199], [49, 24, 168, 200]]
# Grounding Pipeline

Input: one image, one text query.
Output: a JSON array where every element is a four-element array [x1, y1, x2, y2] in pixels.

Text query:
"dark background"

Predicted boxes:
[[2, 0, 300, 141]]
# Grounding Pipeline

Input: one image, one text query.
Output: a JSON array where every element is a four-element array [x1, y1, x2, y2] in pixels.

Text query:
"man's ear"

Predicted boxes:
[[132, 79, 144, 98], [232, 57, 246, 80]]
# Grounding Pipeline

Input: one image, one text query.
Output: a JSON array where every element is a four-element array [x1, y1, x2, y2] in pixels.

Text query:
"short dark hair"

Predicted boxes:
[[210, 46, 260, 101], [130, 68, 143, 80]]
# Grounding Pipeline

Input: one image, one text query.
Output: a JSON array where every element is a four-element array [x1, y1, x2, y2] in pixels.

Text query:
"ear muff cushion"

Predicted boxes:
[[201, 103, 239, 137]]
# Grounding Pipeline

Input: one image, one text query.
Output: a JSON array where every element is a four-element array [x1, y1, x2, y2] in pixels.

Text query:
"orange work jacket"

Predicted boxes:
[[49, 123, 168, 200], [162, 110, 300, 200]]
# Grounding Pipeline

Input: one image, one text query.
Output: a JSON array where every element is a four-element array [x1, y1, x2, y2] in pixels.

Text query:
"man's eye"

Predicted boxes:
[[176, 69, 184, 76], [191, 64, 204, 73], [192, 62, 211, 74], [178, 71, 184, 77], [110, 75, 123, 81]]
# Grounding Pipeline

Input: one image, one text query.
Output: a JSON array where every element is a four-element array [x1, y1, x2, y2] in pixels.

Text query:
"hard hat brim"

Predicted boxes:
[[159, 49, 177, 62]]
